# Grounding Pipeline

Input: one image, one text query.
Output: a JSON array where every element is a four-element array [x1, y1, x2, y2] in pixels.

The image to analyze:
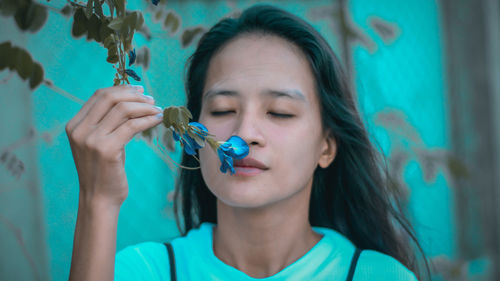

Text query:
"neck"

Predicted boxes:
[[212, 181, 323, 278]]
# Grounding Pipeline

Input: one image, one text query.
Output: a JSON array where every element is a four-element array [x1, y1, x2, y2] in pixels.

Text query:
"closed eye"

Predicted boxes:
[[210, 110, 235, 116], [268, 112, 294, 119]]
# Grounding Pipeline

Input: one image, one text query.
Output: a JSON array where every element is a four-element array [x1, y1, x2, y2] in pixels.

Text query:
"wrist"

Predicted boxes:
[[78, 193, 122, 217]]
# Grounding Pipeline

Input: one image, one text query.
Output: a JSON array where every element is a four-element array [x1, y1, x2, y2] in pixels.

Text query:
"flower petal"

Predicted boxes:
[[128, 48, 136, 66], [172, 131, 180, 141], [189, 122, 208, 138], [182, 138, 197, 155], [125, 69, 141, 81], [225, 136, 249, 160]]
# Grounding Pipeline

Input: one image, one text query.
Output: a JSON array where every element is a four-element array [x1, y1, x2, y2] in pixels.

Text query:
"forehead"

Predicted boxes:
[[202, 34, 317, 103]]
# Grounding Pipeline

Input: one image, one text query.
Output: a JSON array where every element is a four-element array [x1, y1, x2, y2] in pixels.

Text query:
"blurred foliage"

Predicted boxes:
[[0, 41, 44, 89], [375, 109, 469, 201]]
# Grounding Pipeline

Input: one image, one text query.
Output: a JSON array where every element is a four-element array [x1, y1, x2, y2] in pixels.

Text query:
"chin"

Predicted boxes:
[[211, 182, 277, 209]]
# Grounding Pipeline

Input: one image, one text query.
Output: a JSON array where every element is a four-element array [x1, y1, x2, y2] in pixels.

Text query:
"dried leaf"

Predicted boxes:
[[141, 127, 154, 143], [106, 47, 119, 63], [162, 128, 176, 152], [181, 26, 206, 48]]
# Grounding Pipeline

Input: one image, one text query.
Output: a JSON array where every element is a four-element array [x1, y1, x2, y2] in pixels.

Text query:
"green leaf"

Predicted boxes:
[[72, 8, 88, 38], [14, 2, 47, 32], [99, 19, 113, 43], [0, 0, 21, 17], [61, 5, 74, 18], [94, 0, 105, 19], [114, 0, 125, 17], [163, 11, 180, 34], [86, 14, 102, 42], [108, 17, 123, 31], [5, 44, 18, 70], [13, 47, 33, 79], [123, 32, 133, 52], [154, 10, 163, 22], [181, 26, 206, 48], [29, 62, 44, 89], [136, 46, 150, 70], [27, 4, 47, 32], [85, 0, 94, 19], [0, 41, 12, 70]]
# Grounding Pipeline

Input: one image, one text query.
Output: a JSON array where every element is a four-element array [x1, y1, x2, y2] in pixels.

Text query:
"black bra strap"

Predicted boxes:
[[164, 242, 177, 281], [345, 247, 362, 281]]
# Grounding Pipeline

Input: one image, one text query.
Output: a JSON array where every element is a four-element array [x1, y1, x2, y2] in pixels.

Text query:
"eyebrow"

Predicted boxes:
[[203, 88, 307, 102]]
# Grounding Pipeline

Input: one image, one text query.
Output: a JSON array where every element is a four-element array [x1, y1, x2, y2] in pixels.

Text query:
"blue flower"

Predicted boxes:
[[125, 69, 141, 81], [217, 136, 249, 174], [173, 122, 208, 156], [128, 48, 136, 66]]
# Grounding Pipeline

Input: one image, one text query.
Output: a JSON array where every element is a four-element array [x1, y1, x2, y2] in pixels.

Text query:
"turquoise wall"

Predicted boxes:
[[1, 0, 477, 280]]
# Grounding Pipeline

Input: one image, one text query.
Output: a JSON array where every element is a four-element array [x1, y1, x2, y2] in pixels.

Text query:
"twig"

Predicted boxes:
[[42, 80, 84, 105], [0, 215, 42, 281]]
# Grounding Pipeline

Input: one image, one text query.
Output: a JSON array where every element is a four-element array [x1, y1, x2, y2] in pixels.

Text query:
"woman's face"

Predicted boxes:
[[198, 34, 336, 208]]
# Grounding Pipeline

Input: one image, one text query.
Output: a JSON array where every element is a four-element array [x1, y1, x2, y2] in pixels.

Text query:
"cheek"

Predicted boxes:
[[269, 121, 323, 181]]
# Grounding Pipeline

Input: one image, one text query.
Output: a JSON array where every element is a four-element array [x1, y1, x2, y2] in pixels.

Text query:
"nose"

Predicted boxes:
[[234, 109, 265, 147]]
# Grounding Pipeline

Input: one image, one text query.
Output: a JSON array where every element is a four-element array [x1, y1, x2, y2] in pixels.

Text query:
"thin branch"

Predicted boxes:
[[0, 215, 42, 281], [66, 0, 87, 9], [42, 80, 84, 105]]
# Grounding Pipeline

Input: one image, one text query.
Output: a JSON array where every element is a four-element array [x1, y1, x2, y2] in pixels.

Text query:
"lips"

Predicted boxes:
[[233, 157, 269, 170]]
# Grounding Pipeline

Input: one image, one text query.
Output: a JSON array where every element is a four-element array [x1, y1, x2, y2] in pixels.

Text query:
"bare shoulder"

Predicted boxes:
[[353, 250, 419, 281]]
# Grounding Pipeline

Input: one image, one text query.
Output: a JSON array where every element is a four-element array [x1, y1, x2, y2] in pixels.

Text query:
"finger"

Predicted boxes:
[[95, 101, 163, 136], [109, 114, 164, 147], [77, 87, 154, 134], [66, 84, 147, 133]]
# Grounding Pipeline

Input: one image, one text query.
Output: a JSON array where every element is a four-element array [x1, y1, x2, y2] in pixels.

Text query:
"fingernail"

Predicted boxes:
[[144, 94, 154, 100], [129, 84, 144, 93], [155, 113, 164, 120], [154, 106, 162, 112]]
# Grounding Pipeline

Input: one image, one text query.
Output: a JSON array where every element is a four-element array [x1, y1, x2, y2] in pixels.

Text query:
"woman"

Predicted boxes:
[[67, 4, 429, 281]]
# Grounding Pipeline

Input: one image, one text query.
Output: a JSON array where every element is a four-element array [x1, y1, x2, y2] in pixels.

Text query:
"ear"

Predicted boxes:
[[318, 133, 337, 169]]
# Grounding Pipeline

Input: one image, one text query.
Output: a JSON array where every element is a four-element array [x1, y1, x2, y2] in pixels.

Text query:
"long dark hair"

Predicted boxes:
[[173, 4, 430, 280]]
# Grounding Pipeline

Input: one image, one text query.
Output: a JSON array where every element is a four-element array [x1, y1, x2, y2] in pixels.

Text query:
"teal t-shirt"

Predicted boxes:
[[114, 222, 418, 280]]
